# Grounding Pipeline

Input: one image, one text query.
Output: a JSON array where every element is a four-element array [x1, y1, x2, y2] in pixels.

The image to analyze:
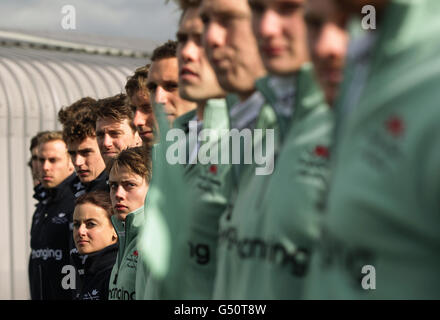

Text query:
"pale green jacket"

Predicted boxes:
[[213, 64, 333, 299], [305, 0, 440, 299], [108, 206, 144, 300], [172, 99, 232, 299]]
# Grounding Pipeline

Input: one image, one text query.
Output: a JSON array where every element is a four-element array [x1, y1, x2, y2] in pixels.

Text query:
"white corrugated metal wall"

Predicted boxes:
[[0, 44, 149, 299]]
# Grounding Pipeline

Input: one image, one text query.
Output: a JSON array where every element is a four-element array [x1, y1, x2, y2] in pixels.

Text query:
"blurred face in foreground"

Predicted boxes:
[[305, 0, 349, 105], [249, 0, 309, 75], [177, 6, 225, 102], [109, 166, 149, 221], [201, 0, 266, 101], [73, 202, 117, 255]]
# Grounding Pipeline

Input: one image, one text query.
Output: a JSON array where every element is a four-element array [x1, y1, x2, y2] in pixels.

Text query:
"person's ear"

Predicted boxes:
[[112, 231, 118, 242]]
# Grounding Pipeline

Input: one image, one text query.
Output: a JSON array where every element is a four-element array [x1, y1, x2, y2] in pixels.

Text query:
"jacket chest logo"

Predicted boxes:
[[361, 114, 405, 171], [126, 250, 138, 269], [82, 289, 100, 300], [296, 145, 331, 180], [52, 212, 68, 224]]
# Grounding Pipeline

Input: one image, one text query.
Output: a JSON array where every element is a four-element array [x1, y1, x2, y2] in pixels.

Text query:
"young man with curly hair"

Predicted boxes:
[[58, 97, 108, 198]]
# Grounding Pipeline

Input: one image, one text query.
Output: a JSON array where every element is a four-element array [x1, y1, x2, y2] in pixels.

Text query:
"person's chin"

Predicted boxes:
[[79, 176, 93, 184], [115, 211, 129, 221]]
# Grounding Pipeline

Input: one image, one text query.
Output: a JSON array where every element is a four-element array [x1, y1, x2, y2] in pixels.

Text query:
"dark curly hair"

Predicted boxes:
[[58, 97, 98, 126]]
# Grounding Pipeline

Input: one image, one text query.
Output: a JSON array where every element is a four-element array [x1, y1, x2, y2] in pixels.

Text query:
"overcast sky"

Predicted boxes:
[[0, 0, 180, 46]]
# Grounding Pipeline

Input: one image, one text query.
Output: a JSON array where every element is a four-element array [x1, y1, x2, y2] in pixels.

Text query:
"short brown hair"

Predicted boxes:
[[108, 146, 152, 184], [176, 0, 201, 10], [125, 65, 150, 100], [75, 191, 113, 219], [30, 131, 51, 151], [38, 131, 65, 145], [95, 93, 136, 132], [151, 40, 177, 62]]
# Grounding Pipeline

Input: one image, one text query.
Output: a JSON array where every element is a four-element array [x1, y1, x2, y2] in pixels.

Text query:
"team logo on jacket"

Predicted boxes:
[[52, 212, 68, 224], [362, 114, 405, 171], [385, 115, 405, 138], [209, 164, 218, 175], [82, 289, 100, 300], [195, 164, 223, 193], [126, 250, 138, 269], [314, 145, 330, 159], [297, 145, 331, 183]]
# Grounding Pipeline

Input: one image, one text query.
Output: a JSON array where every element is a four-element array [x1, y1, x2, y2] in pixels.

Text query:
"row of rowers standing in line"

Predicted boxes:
[[29, 0, 440, 300]]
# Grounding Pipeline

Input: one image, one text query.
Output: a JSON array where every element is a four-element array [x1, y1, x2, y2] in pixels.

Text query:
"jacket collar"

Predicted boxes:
[[344, 0, 440, 132], [111, 206, 145, 244], [83, 243, 118, 275], [86, 169, 109, 192], [45, 172, 76, 202]]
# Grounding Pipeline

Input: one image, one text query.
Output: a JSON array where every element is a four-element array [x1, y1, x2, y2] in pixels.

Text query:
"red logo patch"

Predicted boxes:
[[133, 250, 138, 257], [314, 146, 330, 159], [209, 165, 218, 175], [386, 116, 404, 137]]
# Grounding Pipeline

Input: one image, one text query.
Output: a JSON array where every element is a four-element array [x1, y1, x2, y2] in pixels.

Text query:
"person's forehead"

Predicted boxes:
[[39, 140, 66, 154], [74, 202, 107, 219], [109, 166, 143, 182], [305, 0, 336, 17], [148, 58, 178, 82], [201, 0, 249, 16], [96, 117, 131, 131], [72, 136, 99, 150], [179, 7, 203, 34]]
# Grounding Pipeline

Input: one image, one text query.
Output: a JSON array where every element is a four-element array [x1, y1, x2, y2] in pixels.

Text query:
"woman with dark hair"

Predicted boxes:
[[72, 191, 118, 300]]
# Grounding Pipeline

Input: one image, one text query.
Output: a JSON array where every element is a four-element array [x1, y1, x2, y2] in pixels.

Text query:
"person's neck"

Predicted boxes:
[[238, 89, 256, 102], [196, 101, 206, 121]]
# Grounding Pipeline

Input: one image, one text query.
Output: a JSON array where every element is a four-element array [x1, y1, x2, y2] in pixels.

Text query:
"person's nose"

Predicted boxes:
[[204, 21, 226, 50], [133, 109, 146, 128], [258, 9, 281, 39], [103, 133, 113, 149], [154, 86, 169, 105]]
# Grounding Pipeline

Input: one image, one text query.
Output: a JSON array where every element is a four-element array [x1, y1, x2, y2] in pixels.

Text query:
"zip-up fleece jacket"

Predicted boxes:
[[72, 243, 118, 300], [108, 206, 144, 300], [305, 0, 440, 299], [170, 99, 232, 299], [213, 64, 332, 299], [213, 89, 281, 299], [71, 169, 109, 199], [29, 172, 77, 300]]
